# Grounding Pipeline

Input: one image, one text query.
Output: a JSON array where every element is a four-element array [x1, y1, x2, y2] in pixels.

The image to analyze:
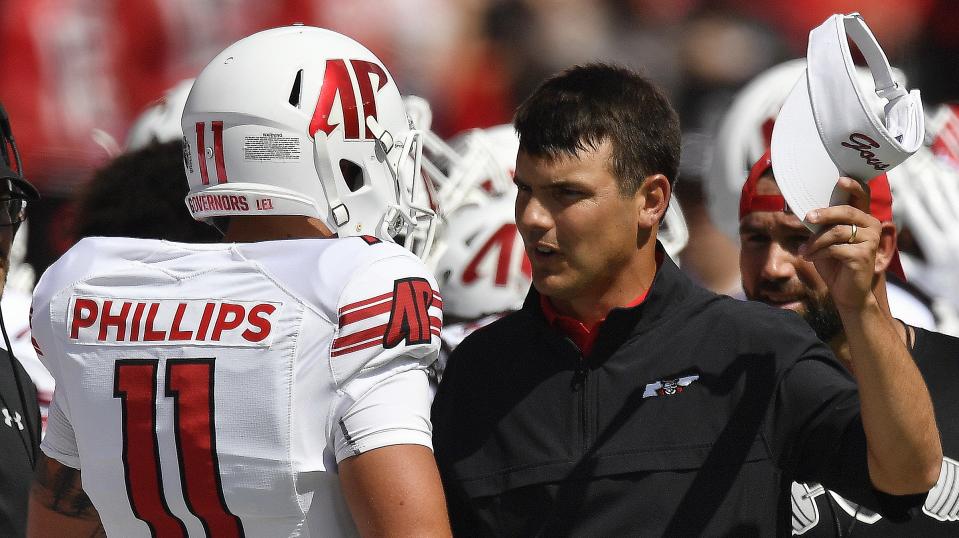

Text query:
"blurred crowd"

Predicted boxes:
[[0, 0, 956, 293]]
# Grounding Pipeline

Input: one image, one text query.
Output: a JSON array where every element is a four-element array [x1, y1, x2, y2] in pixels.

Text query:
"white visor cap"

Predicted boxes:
[[771, 13, 924, 230]]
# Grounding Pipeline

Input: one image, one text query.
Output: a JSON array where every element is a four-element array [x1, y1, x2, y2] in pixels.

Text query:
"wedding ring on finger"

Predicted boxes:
[[847, 223, 858, 244]]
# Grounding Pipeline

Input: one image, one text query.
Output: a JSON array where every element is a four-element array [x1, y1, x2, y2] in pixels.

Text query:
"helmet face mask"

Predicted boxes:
[[428, 124, 519, 218], [182, 26, 435, 257]]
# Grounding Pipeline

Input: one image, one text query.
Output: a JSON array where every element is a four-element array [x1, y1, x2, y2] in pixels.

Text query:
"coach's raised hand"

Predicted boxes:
[[801, 177, 881, 312], [803, 176, 941, 495]]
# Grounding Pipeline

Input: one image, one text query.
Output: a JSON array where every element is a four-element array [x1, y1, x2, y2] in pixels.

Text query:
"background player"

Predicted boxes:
[[28, 26, 450, 537]]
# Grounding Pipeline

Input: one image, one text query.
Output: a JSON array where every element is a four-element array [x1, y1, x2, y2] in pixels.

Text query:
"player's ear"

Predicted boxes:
[[875, 221, 897, 275], [636, 173, 670, 229]]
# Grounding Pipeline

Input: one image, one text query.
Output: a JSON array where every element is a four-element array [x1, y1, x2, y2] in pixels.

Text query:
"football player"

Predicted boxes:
[[27, 26, 450, 537], [889, 103, 959, 334]]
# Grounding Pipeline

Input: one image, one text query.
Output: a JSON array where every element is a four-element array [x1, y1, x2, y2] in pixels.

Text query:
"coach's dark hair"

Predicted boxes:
[[514, 63, 681, 194], [74, 140, 220, 242]]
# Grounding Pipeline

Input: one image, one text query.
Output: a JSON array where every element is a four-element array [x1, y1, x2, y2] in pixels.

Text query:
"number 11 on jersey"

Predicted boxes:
[[114, 358, 244, 537]]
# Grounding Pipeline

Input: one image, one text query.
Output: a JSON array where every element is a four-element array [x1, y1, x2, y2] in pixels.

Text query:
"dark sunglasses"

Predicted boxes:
[[0, 196, 27, 227]]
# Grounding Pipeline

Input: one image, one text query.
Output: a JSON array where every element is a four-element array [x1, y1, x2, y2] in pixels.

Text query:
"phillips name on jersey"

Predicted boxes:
[[31, 236, 442, 537]]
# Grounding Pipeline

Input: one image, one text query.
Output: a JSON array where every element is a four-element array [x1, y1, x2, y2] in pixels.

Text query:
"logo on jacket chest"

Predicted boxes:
[[642, 375, 700, 399]]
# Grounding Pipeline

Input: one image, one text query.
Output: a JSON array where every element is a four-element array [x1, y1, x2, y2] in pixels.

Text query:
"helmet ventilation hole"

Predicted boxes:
[[339, 160, 365, 192], [289, 69, 303, 108]]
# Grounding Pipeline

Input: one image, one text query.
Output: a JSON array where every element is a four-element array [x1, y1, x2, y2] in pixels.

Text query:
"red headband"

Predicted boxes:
[[739, 150, 783, 220], [739, 151, 904, 280]]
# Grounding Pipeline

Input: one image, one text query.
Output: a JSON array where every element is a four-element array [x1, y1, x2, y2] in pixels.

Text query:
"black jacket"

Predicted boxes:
[[433, 255, 915, 537], [0, 347, 40, 537], [795, 326, 959, 536]]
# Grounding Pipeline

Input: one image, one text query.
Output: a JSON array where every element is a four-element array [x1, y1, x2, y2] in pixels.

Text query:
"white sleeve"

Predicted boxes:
[[31, 275, 80, 468], [40, 389, 80, 469], [332, 368, 434, 461], [329, 252, 442, 462]]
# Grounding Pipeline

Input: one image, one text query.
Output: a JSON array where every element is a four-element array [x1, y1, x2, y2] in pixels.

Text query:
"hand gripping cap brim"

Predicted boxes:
[[771, 13, 923, 231]]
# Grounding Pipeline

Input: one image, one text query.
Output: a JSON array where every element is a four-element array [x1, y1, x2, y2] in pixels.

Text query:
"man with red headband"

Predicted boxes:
[[739, 152, 959, 534]]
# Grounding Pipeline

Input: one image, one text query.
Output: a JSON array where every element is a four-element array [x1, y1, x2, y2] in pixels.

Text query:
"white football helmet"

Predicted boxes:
[[182, 26, 435, 257], [126, 79, 194, 152], [928, 104, 959, 167], [436, 193, 531, 320], [709, 60, 806, 240], [410, 120, 526, 319]]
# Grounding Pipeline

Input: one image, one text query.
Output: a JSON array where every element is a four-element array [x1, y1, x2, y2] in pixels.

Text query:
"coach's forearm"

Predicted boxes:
[[840, 295, 942, 495]]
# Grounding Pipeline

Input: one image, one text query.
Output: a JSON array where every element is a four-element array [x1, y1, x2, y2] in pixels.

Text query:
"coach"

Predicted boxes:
[[431, 63, 941, 536], [0, 102, 40, 538]]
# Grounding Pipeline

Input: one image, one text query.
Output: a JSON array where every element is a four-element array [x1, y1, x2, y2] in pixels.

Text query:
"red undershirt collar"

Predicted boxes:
[[539, 253, 661, 356]]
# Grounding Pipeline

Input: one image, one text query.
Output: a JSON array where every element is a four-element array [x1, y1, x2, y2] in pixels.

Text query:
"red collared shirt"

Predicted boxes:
[[540, 289, 650, 356]]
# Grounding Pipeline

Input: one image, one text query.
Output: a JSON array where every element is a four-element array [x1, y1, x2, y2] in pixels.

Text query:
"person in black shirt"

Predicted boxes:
[[739, 152, 959, 535], [431, 64, 942, 536], [0, 102, 41, 537]]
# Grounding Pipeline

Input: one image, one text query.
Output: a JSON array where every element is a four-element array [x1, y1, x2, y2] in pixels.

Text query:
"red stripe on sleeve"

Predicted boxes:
[[332, 323, 387, 350], [330, 338, 383, 357], [339, 300, 392, 327], [339, 292, 393, 315]]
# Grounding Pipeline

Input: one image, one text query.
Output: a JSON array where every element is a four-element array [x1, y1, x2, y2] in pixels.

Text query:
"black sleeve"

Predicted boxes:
[[768, 345, 923, 520], [12, 356, 41, 463], [431, 344, 478, 535]]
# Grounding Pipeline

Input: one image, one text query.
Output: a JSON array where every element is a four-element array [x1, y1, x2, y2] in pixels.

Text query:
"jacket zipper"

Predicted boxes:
[[571, 365, 588, 452]]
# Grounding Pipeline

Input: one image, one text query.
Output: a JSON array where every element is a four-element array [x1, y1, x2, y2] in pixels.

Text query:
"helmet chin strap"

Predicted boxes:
[[312, 130, 349, 230]]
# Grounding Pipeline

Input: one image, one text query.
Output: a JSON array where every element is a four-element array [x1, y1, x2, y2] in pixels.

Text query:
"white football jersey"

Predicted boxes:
[[32, 236, 443, 537]]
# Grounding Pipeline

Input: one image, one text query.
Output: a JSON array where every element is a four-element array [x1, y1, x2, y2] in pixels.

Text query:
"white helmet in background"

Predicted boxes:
[[440, 124, 518, 214], [436, 193, 531, 320], [403, 96, 517, 217], [887, 104, 959, 332], [414, 121, 528, 320], [182, 26, 435, 257], [126, 79, 194, 152], [710, 60, 807, 240], [928, 104, 959, 166]]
